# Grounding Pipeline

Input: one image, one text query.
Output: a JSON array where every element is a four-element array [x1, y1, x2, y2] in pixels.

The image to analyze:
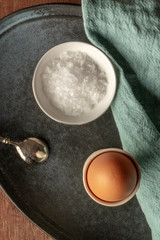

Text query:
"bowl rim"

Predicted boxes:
[[32, 41, 117, 125], [83, 148, 141, 207]]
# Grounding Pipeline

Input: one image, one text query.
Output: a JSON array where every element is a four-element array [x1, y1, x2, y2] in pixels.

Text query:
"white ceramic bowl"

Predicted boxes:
[[32, 42, 116, 125]]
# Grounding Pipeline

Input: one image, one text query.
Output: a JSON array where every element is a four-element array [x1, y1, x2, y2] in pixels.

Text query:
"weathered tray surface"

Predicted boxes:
[[0, 4, 151, 240]]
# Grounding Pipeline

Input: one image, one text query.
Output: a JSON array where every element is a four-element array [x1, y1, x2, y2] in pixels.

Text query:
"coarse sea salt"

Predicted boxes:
[[42, 51, 108, 116]]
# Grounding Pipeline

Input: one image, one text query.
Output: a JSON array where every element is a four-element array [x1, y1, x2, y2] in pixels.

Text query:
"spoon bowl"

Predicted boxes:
[[0, 137, 49, 164]]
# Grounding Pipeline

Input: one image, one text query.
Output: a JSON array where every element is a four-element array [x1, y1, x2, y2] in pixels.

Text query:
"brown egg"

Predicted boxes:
[[86, 152, 137, 202]]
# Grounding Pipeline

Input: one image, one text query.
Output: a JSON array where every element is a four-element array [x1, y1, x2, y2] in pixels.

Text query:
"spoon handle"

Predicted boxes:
[[0, 137, 18, 146]]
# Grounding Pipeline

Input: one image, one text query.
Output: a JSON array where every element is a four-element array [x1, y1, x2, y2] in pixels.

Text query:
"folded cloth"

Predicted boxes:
[[82, 0, 160, 239]]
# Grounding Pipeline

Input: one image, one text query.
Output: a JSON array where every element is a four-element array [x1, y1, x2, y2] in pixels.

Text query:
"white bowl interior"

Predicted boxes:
[[32, 42, 116, 125]]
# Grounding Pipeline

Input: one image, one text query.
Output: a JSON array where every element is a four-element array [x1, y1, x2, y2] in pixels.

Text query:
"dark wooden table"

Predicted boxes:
[[0, 1, 81, 239]]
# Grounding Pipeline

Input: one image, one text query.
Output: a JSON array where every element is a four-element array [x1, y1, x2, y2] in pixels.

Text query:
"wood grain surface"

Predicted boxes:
[[0, 1, 81, 240]]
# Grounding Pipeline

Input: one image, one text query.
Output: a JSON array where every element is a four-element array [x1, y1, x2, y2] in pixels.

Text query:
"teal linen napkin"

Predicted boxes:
[[82, 1, 160, 239]]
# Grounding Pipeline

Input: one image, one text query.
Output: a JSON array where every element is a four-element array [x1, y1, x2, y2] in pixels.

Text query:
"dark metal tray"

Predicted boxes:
[[0, 4, 151, 240]]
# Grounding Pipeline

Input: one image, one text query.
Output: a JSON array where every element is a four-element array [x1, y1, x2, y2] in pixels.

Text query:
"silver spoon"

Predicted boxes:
[[0, 137, 49, 164]]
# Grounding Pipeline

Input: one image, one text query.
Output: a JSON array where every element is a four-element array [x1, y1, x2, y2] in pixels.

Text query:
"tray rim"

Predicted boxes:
[[0, 2, 81, 22], [0, 3, 82, 36]]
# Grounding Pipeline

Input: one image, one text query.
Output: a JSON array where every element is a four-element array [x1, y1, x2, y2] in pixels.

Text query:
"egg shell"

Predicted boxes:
[[86, 151, 137, 202]]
